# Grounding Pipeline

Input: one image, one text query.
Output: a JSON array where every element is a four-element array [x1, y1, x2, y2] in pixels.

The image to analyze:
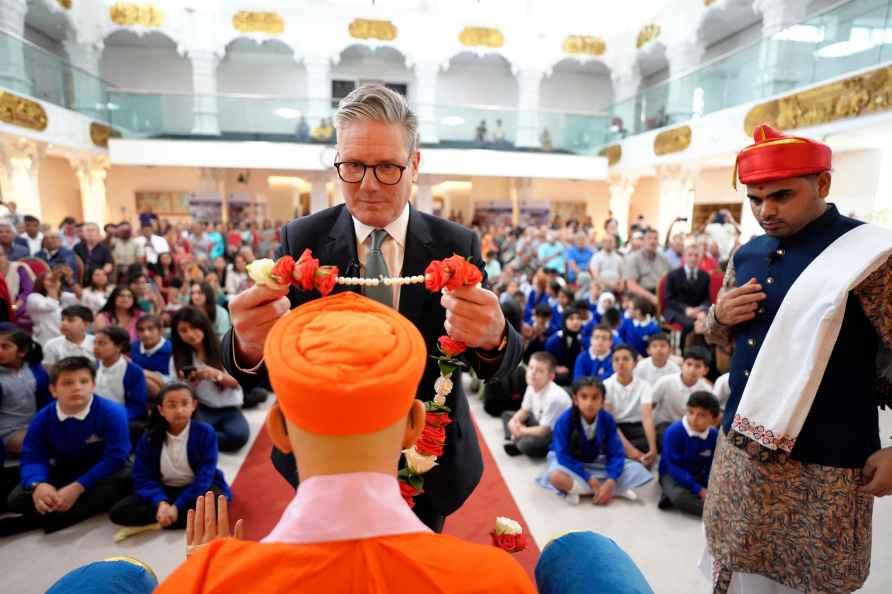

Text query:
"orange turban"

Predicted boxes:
[[263, 292, 427, 436], [734, 124, 831, 188]]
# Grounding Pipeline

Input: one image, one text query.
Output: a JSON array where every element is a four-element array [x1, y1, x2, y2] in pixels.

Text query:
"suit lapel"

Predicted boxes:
[[320, 205, 360, 297], [399, 206, 434, 325]]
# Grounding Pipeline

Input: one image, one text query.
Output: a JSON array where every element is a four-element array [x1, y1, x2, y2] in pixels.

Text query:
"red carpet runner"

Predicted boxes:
[[229, 419, 540, 579]]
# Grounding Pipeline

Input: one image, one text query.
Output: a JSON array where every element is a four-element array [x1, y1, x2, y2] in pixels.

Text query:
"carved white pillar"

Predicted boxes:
[[309, 172, 330, 213], [415, 175, 434, 214], [665, 40, 705, 123], [0, 0, 29, 94], [187, 50, 221, 136], [304, 56, 332, 128], [69, 154, 110, 228], [515, 68, 544, 148], [754, 0, 810, 96], [64, 39, 105, 120], [0, 138, 44, 219], [656, 164, 698, 239], [413, 61, 440, 144], [611, 60, 642, 104], [608, 173, 637, 241]]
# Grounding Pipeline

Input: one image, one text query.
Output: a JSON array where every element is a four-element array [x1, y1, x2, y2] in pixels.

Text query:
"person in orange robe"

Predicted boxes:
[[156, 292, 535, 594]]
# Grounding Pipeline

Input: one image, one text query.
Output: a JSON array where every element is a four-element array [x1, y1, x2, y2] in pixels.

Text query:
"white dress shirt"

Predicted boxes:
[[160, 422, 195, 488], [604, 375, 653, 424], [520, 381, 572, 429], [56, 395, 93, 422], [94, 356, 127, 406], [352, 203, 410, 310], [634, 357, 681, 387], [134, 234, 170, 265], [19, 232, 43, 256], [651, 374, 714, 426], [43, 335, 96, 368]]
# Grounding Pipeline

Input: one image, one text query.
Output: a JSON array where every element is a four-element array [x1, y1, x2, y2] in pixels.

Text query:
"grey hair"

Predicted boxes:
[[334, 84, 419, 157]]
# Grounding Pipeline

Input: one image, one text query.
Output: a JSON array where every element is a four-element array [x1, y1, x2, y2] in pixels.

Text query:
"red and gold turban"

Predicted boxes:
[[264, 292, 427, 436], [734, 124, 831, 189]]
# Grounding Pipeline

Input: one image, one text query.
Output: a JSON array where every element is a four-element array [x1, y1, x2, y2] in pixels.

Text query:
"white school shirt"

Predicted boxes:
[[651, 374, 713, 426], [43, 335, 96, 368], [604, 375, 653, 424], [94, 356, 127, 406], [134, 234, 170, 265], [160, 423, 195, 488], [353, 203, 409, 310], [634, 357, 681, 387], [713, 373, 731, 409], [520, 381, 571, 429]]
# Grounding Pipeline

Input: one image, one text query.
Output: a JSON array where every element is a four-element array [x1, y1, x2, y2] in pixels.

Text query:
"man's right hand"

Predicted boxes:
[[714, 278, 766, 326], [228, 285, 291, 368], [32, 483, 59, 515]]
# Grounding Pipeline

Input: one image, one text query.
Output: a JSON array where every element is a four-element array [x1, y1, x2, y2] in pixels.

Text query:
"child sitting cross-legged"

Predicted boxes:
[[604, 345, 657, 469], [633, 333, 680, 387], [502, 352, 571, 459], [42, 305, 96, 369], [0, 325, 50, 461], [5, 356, 131, 534], [110, 382, 230, 530], [651, 346, 713, 450], [130, 315, 175, 404], [658, 391, 720, 517], [573, 323, 614, 383], [538, 377, 652, 505], [94, 326, 148, 445]]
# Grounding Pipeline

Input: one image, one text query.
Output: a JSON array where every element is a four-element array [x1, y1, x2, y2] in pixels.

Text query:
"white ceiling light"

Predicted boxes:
[[774, 25, 825, 44], [815, 27, 877, 58], [441, 116, 465, 126], [274, 107, 303, 119]]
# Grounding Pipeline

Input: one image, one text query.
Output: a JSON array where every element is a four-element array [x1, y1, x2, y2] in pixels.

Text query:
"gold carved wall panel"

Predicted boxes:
[[599, 144, 622, 166], [636, 24, 661, 49], [90, 122, 121, 148], [459, 27, 504, 49], [348, 19, 397, 41], [0, 92, 48, 132], [653, 125, 692, 156], [563, 36, 606, 56], [109, 3, 163, 28], [232, 11, 284, 34]]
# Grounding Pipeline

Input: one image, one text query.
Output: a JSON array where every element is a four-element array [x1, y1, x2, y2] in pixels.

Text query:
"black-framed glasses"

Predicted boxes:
[[334, 159, 408, 185]]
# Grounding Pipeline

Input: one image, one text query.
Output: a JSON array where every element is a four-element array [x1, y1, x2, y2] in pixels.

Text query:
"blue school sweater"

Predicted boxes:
[[95, 359, 148, 422], [133, 420, 231, 512], [580, 321, 622, 352], [658, 419, 718, 495], [523, 289, 549, 324], [618, 317, 661, 356], [551, 408, 625, 482], [130, 339, 174, 378], [573, 349, 614, 382], [20, 395, 130, 490]]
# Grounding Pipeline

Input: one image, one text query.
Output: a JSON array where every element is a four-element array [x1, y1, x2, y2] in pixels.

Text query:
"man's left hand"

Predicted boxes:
[[55, 482, 85, 512], [860, 447, 892, 497], [441, 286, 506, 351]]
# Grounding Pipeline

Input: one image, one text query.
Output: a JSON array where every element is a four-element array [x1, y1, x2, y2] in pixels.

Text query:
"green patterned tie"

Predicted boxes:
[[364, 229, 393, 307]]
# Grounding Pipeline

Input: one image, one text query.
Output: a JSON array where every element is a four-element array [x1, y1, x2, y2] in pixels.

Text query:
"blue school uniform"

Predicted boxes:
[[95, 359, 148, 421], [658, 419, 718, 495], [130, 339, 174, 379], [523, 289, 549, 324], [132, 420, 231, 511], [618, 317, 660, 356], [20, 395, 130, 490], [573, 350, 614, 382]]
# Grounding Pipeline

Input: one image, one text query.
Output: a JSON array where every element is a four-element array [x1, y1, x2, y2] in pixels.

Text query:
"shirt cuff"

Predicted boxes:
[[231, 336, 265, 375]]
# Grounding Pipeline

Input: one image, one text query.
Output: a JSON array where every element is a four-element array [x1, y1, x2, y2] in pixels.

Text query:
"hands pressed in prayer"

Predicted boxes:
[[860, 447, 892, 497], [715, 278, 766, 326], [594, 479, 616, 506], [157, 501, 178, 528], [186, 491, 244, 558], [441, 286, 506, 351]]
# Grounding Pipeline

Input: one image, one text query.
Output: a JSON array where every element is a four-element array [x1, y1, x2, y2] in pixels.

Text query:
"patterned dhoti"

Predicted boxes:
[[703, 433, 873, 594]]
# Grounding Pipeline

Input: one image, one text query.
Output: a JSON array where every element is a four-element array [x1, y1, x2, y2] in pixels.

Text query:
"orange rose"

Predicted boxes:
[[424, 260, 448, 292], [463, 261, 483, 287], [443, 255, 467, 291], [315, 266, 339, 297], [438, 336, 466, 358], [293, 249, 319, 291], [270, 255, 295, 286]]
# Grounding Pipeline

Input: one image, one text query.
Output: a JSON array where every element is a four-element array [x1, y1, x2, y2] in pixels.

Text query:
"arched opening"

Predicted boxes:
[[542, 58, 613, 152], [332, 45, 412, 102], [439, 52, 516, 146], [23, 1, 74, 104]]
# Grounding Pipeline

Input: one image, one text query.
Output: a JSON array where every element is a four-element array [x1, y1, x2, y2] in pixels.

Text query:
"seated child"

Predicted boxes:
[[651, 346, 712, 449], [713, 372, 730, 410], [539, 377, 652, 505], [618, 297, 660, 357], [94, 326, 149, 444], [42, 305, 96, 368], [580, 293, 615, 350], [634, 333, 680, 386], [550, 288, 575, 332], [110, 382, 230, 530], [545, 307, 583, 386], [523, 303, 554, 363], [503, 352, 571, 459], [0, 325, 50, 460], [482, 362, 527, 418], [658, 391, 720, 517], [573, 323, 614, 382], [130, 315, 175, 403], [5, 356, 131, 534], [604, 345, 657, 468]]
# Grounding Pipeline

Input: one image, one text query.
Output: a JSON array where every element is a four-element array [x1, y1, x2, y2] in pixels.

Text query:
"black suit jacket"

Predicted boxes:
[[221, 204, 523, 516], [663, 266, 711, 323]]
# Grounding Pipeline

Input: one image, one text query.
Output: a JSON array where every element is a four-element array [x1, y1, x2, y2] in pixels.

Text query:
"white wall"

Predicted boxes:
[[703, 20, 763, 63], [826, 149, 884, 219], [101, 47, 192, 92], [332, 53, 412, 89], [439, 63, 517, 108], [218, 52, 307, 96], [541, 70, 612, 113]]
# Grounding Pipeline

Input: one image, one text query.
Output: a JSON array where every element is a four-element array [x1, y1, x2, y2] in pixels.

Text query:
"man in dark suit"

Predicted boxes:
[[663, 243, 712, 342], [223, 85, 522, 532]]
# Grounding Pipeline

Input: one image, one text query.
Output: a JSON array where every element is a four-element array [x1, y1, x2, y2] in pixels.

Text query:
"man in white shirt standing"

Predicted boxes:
[[134, 222, 170, 266], [651, 346, 712, 448], [589, 234, 624, 294], [503, 352, 571, 458]]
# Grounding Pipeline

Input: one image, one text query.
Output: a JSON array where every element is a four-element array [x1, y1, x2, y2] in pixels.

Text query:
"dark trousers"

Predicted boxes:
[[501, 411, 551, 458], [197, 404, 249, 452], [6, 466, 131, 534], [655, 421, 672, 454], [129, 419, 147, 449], [270, 446, 446, 533], [659, 472, 704, 517], [617, 421, 649, 454], [109, 483, 227, 529]]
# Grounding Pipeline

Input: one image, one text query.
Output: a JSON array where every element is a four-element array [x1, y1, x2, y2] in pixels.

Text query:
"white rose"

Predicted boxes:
[[433, 394, 446, 407], [247, 259, 287, 289], [403, 446, 438, 474], [434, 377, 453, 398], [494, 516, 522, 536]]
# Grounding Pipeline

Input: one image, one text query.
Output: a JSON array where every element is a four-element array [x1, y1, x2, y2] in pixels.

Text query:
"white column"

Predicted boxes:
[[304, 56, 332, 128], [415, 175, 434, 214], [309, 173, 330, 213], [754, 0, 810, 97], [665, 40, 705, 123], [515, 68, 544, 148], [608, 173, 637, 241], [413, 61, 440, 144], [69, 154, 110, 227], [656, 164, 698, 239], [64, 39, 105, 120], [0, 0, 29, 94], [187, 50, 221, 136], [608, 56, 642, 135], [0, 138, 44, 219]]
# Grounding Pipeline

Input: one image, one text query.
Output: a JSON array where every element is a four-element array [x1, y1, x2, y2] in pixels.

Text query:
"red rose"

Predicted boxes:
[[463, 261, 483, 287], [415, 424, 447, 457], [270, 256, 295, 286], [293, 249, 319, 291], [438, 336, 466, 358], [425, 411, 453, 429], [443, 255, 467, 291], [315, 266, 339, 297], [424, 260, 448, 292], [399, 480, 421, 508], [490, 532, 527, 553]]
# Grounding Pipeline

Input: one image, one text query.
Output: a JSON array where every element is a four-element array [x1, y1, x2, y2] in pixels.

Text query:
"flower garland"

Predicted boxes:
[[248, 250, 483, 508]]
